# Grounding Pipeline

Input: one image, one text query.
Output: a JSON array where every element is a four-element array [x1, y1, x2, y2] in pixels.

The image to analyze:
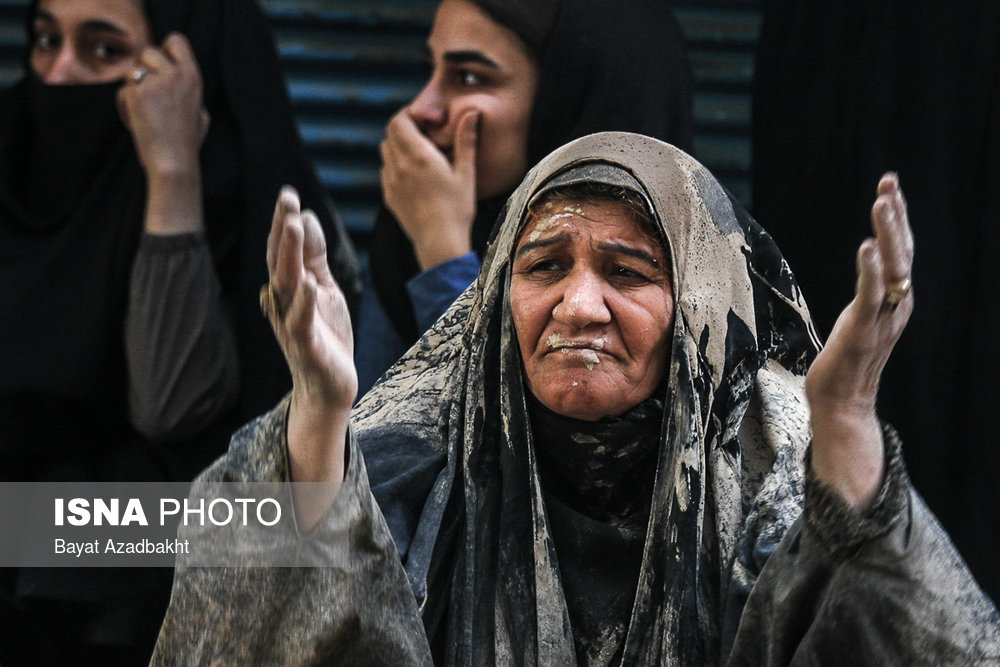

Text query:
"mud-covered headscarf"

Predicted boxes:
[[355, 132, 821, 663], [369, 0, 693, 347]]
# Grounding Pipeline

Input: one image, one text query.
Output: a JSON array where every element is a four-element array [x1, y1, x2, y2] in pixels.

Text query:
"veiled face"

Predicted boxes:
[[511, 196, 674, 421], [30, 0, 152, 84], [408, 0, 539, 199]]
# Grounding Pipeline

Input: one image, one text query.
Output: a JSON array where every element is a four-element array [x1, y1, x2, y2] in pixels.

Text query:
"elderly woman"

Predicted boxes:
[[153, 133, 998, 664], [0, 0, 358, 662], [357, 0, 693, 394]]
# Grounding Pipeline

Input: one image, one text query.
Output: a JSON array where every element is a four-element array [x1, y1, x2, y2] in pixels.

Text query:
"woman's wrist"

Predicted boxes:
[[287, 391, 348, 532], [412, 226, 474, 271], [287, 389, 349, 485], [144, 165, 203, 235], [145, 152, 200, 182], [808, 401, 885, 512]]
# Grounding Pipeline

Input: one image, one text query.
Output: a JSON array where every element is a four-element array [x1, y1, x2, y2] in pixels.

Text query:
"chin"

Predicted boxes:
[[536, 385, 619, 422]]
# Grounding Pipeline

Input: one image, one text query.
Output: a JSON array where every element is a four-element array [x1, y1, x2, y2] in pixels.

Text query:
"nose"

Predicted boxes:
[[42, 46, 87, 84], [553, 269, 612, 329], [407, 74, 447, 131]]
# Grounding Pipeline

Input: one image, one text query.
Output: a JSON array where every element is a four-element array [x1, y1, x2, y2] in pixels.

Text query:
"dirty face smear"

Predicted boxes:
[[510, 197, 674, 421]]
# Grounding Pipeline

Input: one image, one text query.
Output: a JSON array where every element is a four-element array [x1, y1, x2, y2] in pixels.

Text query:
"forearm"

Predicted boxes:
[[126, 232, 239, 441], [808, 400, 885, 512], [411, 221, 474, 271], [287, 392, 349, 532], [144, 162, 203, 235]]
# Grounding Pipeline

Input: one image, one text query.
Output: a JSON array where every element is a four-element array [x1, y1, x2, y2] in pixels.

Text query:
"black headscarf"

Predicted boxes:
[[0, 0, 361, 482], [369, 0, 693, 345], [0, 0, 360, 654], [355, 132, 819, 664]]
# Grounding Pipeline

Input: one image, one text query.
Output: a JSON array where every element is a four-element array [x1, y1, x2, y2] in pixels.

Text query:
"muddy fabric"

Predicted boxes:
[[152, 405, 433, 666], [528, 391, 663, 663], [153, 133, 1000, 665], [359, 131, 821, 666], [731, 429, 1000, 665]]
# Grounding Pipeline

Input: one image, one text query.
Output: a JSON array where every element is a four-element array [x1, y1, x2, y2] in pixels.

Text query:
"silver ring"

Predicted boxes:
[[131, 67, 149, 84]]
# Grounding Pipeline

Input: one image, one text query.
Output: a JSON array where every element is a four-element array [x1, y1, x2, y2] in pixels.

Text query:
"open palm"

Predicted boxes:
[[805, 174, 914, 509], [264, 188, 357, 415]]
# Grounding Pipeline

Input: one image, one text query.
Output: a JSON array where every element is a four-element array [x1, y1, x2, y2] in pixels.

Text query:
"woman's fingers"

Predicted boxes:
[[285, 270, 318, 339], [160, 33, 199, 77], [871, 174, 914, 301], [301, 209, 333, 283], [453, 109, 480, 182], [854, 237, 883, 317], [274, 210, 304, 301], [137, 44, 172, 76], [267, 187, 300, 276]]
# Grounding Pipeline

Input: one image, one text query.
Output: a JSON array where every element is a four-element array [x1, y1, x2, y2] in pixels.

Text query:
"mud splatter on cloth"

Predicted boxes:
[[153, 134, 1000, 666]]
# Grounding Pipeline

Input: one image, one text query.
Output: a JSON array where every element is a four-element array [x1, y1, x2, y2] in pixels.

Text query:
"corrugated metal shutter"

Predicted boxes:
[[0, 1, 27, 82], [0, 0, 761, 253], [262, 0, 435, 257], [675, 2, 759, 207]]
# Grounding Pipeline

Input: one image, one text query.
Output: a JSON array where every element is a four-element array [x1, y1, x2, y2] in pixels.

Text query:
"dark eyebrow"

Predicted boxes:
[[514, 234, 569, 260], [443, 50, 499, 69], [81, 20, 131, 36], [596, 241, 663, 269], [33, 10, 130, 37], [515, 235, 663, 271]]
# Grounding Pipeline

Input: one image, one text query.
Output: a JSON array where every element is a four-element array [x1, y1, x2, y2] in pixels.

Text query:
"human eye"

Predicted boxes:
[[514, 254, 566, 282], [32, 29, 59, 52], [91, 39, 128, 62], [456, 69, 484, 87], [529, 259, 562, 273], [610, 264, 652, 286]]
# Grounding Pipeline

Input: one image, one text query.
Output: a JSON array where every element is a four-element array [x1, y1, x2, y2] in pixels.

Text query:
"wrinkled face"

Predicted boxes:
[[30, 0, 152, 84], [409, 0, 539, 199], [511, 196, 675, 421]]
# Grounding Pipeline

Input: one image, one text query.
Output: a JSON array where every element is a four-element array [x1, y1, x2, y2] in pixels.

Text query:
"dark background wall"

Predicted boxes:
[[0, 0, 760, 259]]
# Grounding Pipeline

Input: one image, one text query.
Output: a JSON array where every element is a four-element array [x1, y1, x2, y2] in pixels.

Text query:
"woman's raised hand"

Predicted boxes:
[[264, 189, 355, 524], [379, 107, 479, 270], [806, 173, 915, 511], [117, 33, 208, 178], [117, 33, 210, 235]]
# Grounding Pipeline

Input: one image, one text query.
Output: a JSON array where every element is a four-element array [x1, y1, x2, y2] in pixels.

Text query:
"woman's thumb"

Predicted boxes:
[[454, 110, 480, 179]]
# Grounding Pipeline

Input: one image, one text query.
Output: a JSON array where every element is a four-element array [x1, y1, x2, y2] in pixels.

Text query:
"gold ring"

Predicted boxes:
[[884, 278, 912, 307], [259, 282, 284, 321], [131, 67, 149, 84]]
